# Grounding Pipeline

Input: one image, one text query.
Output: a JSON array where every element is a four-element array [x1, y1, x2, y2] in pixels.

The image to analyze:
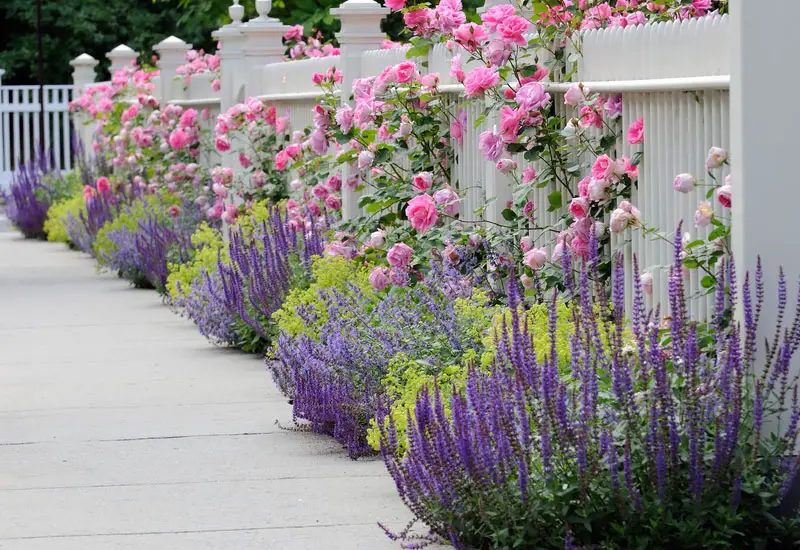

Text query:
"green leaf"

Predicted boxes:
[[683, 257, 700, 269], [547, 191, 562, 211], [701, 275, 716, 289], [502, 208, 518, 222]]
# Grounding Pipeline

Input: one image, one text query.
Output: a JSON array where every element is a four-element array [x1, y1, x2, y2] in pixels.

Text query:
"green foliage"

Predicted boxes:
[[166, 222, 227, 300], [43, 171, 85, 244], [367, 299, 584, 453], [271, 255, 373, 339]]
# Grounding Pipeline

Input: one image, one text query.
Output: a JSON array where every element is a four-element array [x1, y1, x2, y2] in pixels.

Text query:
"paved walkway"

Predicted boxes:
[[0, 229, 411, 549]]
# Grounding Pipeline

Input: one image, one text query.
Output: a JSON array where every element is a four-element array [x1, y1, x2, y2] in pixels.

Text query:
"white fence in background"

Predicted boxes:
[[0, 81, 75, 188], [66, 5, 733, 320]]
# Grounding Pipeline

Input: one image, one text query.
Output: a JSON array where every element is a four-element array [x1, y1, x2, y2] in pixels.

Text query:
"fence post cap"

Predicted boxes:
[[109, 44, 136, 54], [70, 53, 99, 67], [331, 0, 389, 13], [154, 36, 192, 52]]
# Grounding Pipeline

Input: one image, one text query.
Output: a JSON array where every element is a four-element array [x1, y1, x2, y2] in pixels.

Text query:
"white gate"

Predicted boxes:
[[0, 82, 75, 188]]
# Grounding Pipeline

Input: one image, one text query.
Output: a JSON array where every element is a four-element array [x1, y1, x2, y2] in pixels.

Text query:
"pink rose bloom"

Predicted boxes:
[[413, 171, 433, 191], [167, 204, 181, 218], [433, 187, 460, 216], [486, 39, 512, 67], [564, 84, 586, 107], [309, 128, 328, 154], [515, 82, 550, 112], [396, 61, 417, 84], [387, 242, 413, 268], [481, 4, 516, 32], [369, 267, 391, 290], [464, 67, 499, 99], [641, 272, 654, 296], [386, 0, 406, 10], [215, 135, 231, 152], [706, 146, 728, 170], [673, 173, 696, 194], [591, 155, 615, 180], [367, 229, 386, 249], [577, 176, 591, 197], [604, 94, 623, 119], [312, 184, 329, 200], [449, 55, 466, 83], [325, 174, 342, 192], [478, 130, 504, 162], [179, 108, 197, 128], [453, 23, 488, 51], [358, 150, 374, 170], [496, 158, 517, 174], [716, 184, 732, 208], [609, 208, 632, 234], [551, 242, 565, 263], [212, 79, 221, 92], [222, 203, 239, 225], [436, 6, 467, 34], [96, 177, 111, 194], [522, 167, 537, 184], [325, 194, 342, 211], [324, 241, 349, 258], [569, 197, 590, 219], [284, 25, 304, 41], [239, 153, 252, 168], [499, 106, 522, 143], [404, 8, 434, 30], [406, 194, 439, 234], [251, 170, 267, 188], [169, 129, 190, 150], [520, 235, 534, 253], [498, 16, 531, 46], [419, 72, 440, 88], [275, 150, 290, 171], [628, 117, 644, 144], [523, 247, 548, 271], [695, 200, 713, 227], [622, 156, 639, 181]]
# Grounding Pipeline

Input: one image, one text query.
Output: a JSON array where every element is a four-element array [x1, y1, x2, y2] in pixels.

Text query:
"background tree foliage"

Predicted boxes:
[[0, 0, 484, 85]]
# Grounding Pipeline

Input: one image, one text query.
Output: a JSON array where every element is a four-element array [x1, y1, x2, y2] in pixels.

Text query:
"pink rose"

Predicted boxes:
[[168, 129, 190, 150], [367, 229, 386, 249], [419, 73, 440, 88], [396, 61, 417, 84], [358, 150, 374, 170], [179, 108, 197, 128], [275, 150, 290, 171], [211, 79, 221, 92], [413, 171, 433, 191], [433, 187, 460, 216], [215, 135, 231, 152], [325, 194, 342, 211], [497, 16, 531, 46], [239, 153, 252, 168], [694, 200, 713, 227], [569, 197, 590, 219], [523, 167, 537, 184], [251, 170, 267, 188], [496, 158, 517, 174], [453, 23, 488, 51], [673, 173, 695, 194], [520, 236, 534, 253], [335, 105, 354, 133], [716, 184, 731, 208], [386, 0, 406, 10], [464, 67, 499, 99], [515, 82, 550, 112], [499, 105, 523, 143], [523, 247, 548, 271], [478, 130, 504, 162], [387, 242, 413, 268], [96, 177, 111, 194], [641, 272, 654, 296], [591, 155, 615, 180], [481, 4, 516, 32], [564, 84, 586, 106], [369, 267, 391, 290], [706, 146, 728, 170], [312, 184, 329, 200], [628, 117, 644, 144], [406, 194, 439, 234]]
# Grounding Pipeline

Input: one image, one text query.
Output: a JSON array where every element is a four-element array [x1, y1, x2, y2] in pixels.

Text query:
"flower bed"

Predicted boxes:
[[10, 0, 800, 547]]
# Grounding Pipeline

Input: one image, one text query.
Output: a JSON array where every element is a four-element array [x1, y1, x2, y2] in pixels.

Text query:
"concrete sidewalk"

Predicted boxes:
[[0, 232, 411, 549]]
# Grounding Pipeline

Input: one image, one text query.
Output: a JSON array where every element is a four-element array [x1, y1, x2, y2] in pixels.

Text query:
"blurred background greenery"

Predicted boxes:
[[0, 0, 484, 85]]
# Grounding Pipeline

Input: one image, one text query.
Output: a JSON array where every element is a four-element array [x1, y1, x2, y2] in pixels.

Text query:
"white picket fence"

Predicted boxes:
[[62, 5, 734, 319], [0, 80, 75, 188]]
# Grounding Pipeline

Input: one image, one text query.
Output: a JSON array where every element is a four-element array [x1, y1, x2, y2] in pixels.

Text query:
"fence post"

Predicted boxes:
[[730, 0, 800, 380], [213, 2, 247, 112], [0, 68, 5, 187], [70, 54, 99, 156], [106, 44, 139, 76], [154, 36, 191, 104], [241, 0, 289, 98], [330, 0, 389, 220]]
